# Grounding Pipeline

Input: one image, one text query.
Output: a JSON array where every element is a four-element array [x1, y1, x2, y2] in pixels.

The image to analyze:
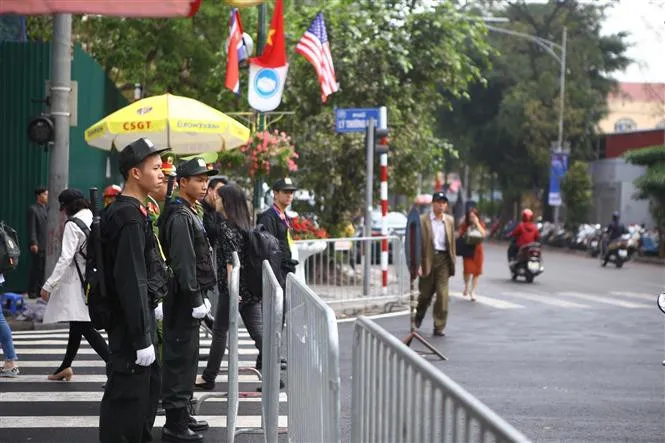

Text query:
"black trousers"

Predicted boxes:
[[99, 316, 160, 443], [27, 251, 45, 297], [201, 294, 263, 382], [56, 321, 110, 374], [161, 324, 199, 411]]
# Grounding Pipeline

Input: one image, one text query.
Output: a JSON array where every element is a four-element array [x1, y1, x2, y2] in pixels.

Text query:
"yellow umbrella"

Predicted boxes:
[[84, 93, 250, 155]]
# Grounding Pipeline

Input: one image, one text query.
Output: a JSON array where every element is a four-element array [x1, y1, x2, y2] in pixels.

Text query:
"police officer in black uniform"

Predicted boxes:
[[99, 138, 170, 443], [158, 158, 218, 442]]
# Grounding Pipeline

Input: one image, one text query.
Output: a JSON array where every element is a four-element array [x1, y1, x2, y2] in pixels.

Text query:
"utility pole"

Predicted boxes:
[[45, 14, 72, 276], [253, 3, 267, 218], [553, 26, 567, 226]]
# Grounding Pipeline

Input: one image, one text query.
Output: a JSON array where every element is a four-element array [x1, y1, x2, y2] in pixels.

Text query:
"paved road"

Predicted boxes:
[[337, 242, 664, 442], [1, 328, 286, 442]]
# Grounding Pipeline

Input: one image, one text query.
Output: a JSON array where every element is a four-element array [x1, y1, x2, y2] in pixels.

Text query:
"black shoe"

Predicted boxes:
[[414, 315, 423, 329], [433, 329, 445, 337], [163, 409, 203, 442], [187, 415, 209, 432], [161, 426, 203, 442], [194, 378, 215, 391], [256, 380, 285, 392]]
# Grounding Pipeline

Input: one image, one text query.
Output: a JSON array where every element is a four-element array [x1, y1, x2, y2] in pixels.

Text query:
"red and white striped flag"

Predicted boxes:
[[295, 12, 339, 103]]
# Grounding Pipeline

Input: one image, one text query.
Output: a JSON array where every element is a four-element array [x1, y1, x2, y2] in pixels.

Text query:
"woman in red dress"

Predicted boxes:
[[458, 207, 486, 301]]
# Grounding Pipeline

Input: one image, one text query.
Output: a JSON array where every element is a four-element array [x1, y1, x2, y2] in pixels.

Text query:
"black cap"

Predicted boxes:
[[119, 138, 170, 175], [432, 191, 448, 203], [58, 188, 85, 210], [176, 158, 219, 178], [272, 177, 298, 191]]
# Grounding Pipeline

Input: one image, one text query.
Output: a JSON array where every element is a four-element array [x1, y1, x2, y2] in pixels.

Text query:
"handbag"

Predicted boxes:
[[464, 227, 484, 245], [455, 237, 475, 258]]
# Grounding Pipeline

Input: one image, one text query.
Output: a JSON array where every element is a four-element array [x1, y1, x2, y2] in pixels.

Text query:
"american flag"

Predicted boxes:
[[295, 12, 339, 102]]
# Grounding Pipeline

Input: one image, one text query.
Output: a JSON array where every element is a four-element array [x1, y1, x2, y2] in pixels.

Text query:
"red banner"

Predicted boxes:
[[0, 0, 202, 17]]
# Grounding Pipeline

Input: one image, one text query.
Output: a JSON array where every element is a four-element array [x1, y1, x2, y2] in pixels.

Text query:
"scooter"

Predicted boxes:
[[600, 233, 631, 268], [509, 241, 544, 283], [586, 224, 602, 257]]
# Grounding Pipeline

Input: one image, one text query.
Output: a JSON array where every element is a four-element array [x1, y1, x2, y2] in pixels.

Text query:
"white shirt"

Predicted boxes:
[[430, 212, 447, 251]]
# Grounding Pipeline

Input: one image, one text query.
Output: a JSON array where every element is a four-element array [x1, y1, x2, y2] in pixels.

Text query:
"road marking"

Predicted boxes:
[[450, 291, 524, 309], [0, 392, 288, 402], [10, 339, 255, 346], [13, 347, 258, 355], [11, 328, 252, 336], [0, 374, 261, 383], [609, 291, 656, 302], [0, 415, 288, 429], [12, 360, 259, 368], [501, 291, 589, 308], [557, 292, 649, 308]]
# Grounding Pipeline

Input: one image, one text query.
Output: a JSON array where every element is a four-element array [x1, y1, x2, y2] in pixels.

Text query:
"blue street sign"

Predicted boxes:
[[335, 108, 381, 133]]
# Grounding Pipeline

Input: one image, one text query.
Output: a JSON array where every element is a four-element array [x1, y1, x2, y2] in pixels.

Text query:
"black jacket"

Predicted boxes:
[[200, 198, 224, 250], [27, 203, 48, 250], [257, 206, 297, 275], [159, 199, 215, 328], [101, 195, 154, 369]]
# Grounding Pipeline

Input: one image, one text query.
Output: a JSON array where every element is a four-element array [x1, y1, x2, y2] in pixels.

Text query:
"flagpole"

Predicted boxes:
[[253, 2, 268, 218]]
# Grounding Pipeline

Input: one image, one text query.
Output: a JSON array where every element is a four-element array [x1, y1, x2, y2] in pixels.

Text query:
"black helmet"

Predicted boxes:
[[612, 211, 620, 222]]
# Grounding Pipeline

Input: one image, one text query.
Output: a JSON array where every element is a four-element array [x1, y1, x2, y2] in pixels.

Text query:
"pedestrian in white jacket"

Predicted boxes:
[[41, 189, 110, 381]]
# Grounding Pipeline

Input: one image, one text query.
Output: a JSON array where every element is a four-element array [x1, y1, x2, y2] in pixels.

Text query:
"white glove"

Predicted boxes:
[[192, 303, 210, 319], [135, 344, 156, 367], [154, 302, 163, 321], [203, 298, 211, 311]]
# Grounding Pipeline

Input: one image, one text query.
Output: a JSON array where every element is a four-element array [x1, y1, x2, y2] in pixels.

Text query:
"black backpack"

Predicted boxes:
[[0, 221, 20, 273], [68, 216, 110, 331], [244, 224, 282, 298]]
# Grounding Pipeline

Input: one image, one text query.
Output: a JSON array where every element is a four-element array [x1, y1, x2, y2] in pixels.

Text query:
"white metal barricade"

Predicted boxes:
[[351, 316, 530, 443], [287, 273, 341, 443]]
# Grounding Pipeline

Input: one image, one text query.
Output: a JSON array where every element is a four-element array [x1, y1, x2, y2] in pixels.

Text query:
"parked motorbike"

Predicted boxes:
[[600, 233, 631, 268], [509, 241, 544, 283], [586, 226, 602, 257]]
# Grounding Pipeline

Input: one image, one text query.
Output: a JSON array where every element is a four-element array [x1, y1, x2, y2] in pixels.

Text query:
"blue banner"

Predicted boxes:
[[548, 152, 568, 206]]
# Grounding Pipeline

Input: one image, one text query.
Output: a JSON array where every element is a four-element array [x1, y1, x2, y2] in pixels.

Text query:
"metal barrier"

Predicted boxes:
[[287, 273, 341, 443], [351, 316, 531, 443], [262, 260, 286, 441], [295, 236, 409, 313]]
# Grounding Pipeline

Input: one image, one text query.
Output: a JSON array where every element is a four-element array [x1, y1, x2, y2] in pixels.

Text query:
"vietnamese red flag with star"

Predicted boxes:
[[248, 0, 288, 112], [0, 0, 202, 17]]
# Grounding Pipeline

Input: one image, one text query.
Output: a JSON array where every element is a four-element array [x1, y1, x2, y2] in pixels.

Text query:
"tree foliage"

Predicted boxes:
[[438, 0, 630, 219], [560, 160, 592, 227], [27, 0, 492, 233], [625, 145, 665, 257]]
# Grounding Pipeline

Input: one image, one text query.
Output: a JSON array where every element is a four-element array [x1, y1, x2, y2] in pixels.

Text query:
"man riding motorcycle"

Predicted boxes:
[[606, 211, 628, 241], [507, 209, 540, 262]]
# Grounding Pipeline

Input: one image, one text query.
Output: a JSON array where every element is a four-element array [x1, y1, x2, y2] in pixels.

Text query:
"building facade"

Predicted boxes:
[[598, 82, 665, 134]]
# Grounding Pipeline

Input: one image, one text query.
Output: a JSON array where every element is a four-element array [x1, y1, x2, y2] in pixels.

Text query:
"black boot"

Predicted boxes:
[[162, 408, 203, 442], [186, 399, 209, 432]]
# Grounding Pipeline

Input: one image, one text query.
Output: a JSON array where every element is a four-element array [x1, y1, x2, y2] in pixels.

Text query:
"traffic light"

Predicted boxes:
[[375, 127, 389, 154], [27, 115, 55, 145]]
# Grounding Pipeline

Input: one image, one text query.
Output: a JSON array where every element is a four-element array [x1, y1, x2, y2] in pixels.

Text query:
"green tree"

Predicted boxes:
[[624, 145, 665, 257], [560, 160, 592, 228], [438, 1, 630, 220], [28, 0, 492, 233]]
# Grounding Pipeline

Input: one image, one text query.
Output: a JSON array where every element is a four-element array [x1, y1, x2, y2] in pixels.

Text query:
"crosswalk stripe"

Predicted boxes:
[[10, 339, 256, 346], [13, 347, 259, 355], [14, 360, 258, 368], [501, 291, 589, 308], [12, 328, 252, 336], [0, 415, 288, 429], [450, 291, 525, 309], [557, 291, 649, 308], [0, 392, 288, 402], [1, 374, 262, 383], [11, 333, 253, 341], [609, 291, 656, 302]]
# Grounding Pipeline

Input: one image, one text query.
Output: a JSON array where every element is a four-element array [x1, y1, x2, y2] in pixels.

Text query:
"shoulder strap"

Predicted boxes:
[[67, 217, 91, 236]]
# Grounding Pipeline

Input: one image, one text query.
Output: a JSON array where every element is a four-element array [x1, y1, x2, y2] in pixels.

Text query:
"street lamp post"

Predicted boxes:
[[485, 24, 568, 224]]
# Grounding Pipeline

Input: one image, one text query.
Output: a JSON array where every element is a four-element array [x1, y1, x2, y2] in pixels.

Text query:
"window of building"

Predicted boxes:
[[614, 118, 637, 132], [656, 120, 665, 129]]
